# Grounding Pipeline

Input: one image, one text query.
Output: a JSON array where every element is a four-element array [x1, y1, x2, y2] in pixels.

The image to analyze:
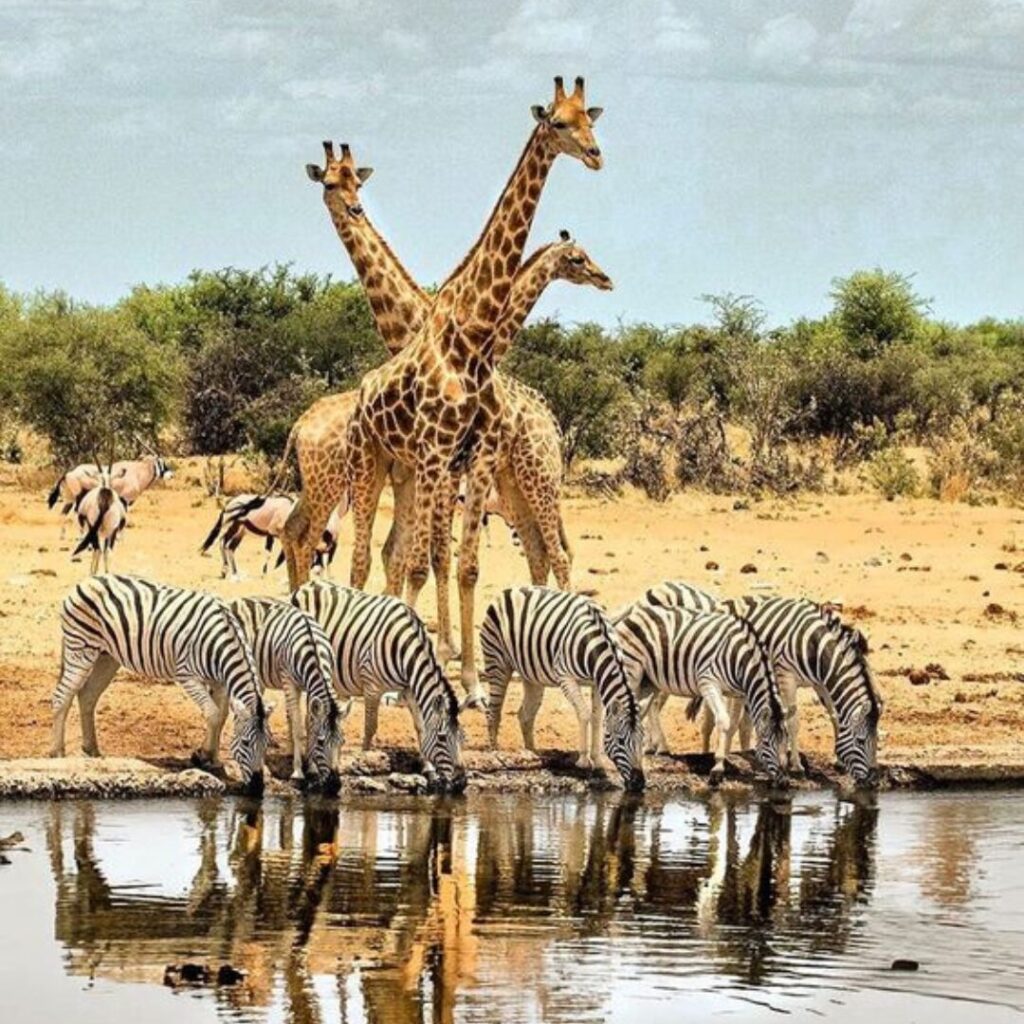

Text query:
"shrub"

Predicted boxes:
[[867, 446, 920, 500]]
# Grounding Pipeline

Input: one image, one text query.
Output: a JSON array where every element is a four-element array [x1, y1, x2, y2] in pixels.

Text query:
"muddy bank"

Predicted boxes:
[[3, 750, 1024, 799]]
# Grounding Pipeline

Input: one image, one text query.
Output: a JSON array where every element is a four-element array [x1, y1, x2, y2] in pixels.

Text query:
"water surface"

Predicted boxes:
[[1, 789, 1023, 1022]]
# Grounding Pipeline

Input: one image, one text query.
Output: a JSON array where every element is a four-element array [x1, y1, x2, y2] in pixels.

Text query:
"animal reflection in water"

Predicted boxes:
[[45, 795, 880, 1022]]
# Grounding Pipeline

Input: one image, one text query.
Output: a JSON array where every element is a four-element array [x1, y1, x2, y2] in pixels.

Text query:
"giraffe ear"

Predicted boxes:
[[356, 166, 374, 184], [306, 164, 324, 183], [531, 104, 550, 124], [587, 107, 603, 123]]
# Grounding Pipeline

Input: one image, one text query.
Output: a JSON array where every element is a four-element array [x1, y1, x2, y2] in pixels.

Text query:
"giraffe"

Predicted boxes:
[[345, 76, 603, 696], [284, 141, 573, 599], [279, 231, 610, 670]]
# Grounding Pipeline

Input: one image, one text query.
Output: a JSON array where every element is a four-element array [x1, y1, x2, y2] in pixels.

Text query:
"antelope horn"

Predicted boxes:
[[553, 75, 565, 101], [573, 76, 585, 98]]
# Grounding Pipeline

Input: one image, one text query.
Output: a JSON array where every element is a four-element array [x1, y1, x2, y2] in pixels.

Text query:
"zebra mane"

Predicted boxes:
[[409, 613, 460, 725], [587, 602, 638, 730], [218, 605, 264, 718], [735, 615, 786, 730]]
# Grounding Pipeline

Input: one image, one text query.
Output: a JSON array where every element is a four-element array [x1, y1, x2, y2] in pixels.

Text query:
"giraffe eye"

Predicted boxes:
[[569, 255, 585, 266], [550, 119, 567, 130]]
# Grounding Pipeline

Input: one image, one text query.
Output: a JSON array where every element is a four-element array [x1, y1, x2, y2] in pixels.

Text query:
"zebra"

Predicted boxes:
[[479, 586, 645, 792], [228, 596, 351, 793], [641, 582, 882, 785], [614, 602, 789, 786], [291, 579, 466, 793], [50, 574, 269, 794]]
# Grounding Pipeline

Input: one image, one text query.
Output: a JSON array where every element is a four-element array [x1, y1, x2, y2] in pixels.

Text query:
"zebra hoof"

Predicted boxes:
[[708, 768, 725, 787], [190, 750, 213, 769]]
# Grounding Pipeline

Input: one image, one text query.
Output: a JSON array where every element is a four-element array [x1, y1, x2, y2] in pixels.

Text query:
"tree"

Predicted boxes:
[[2, 295, 180, 464], [829, 269, 927, 356], [504, 319, 632, 470]]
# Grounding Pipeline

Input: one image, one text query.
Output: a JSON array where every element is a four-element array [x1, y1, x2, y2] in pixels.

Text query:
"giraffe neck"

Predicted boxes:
[[483, 245, 560, 367], [324, 199, 429, 355], [442, 125, 558, 346]]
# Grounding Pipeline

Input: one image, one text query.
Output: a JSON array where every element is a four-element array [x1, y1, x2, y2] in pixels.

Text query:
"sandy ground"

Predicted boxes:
[[0, 464, 1022, 775]]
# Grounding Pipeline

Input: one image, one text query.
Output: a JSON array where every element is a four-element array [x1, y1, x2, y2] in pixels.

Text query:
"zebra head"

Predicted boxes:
[[740, 627, 790, 788], [230, 698, 269, 796], [301, 619, 344, 795], [419, 687, 466, 795], [604, 697, 645, 792], [221, 608, 269, 795], [592, 613, 645, 791], [828, 627, 883, 787]]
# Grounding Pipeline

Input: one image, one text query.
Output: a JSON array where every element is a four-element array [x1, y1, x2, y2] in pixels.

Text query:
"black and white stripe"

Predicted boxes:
[[642, 581, 882, 784], [614, 602, 789, 785], [292, 579, 465, 792], [230, 596, 347, 792], [480, 586, 645, 791], [51, 574, 268, 792]]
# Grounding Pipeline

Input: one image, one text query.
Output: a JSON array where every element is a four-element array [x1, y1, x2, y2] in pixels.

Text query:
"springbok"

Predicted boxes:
[[200, 493, 296, 580], [72, 467, 128, 574]]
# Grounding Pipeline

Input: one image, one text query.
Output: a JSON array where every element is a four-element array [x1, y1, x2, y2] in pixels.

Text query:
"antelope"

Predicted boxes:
[[200, 493, 296, 580], [72, 466, 128, 575]]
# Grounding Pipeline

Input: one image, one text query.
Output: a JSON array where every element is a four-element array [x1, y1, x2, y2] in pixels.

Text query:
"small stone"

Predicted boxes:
[[815, 552, 829, 563], [699, 544, 709, 552], [705, 561, 719, 571], [907, 669, 930, 686], [995, 562, 1009, 571], [864, 557, 883, 567], [890, 959, 919, 972], [733, 500, 749, 511], [953, 691, 968, 703], [216, 965, 245, 986], [924, 662, 949, 681], [740, 563, 758, 574], [900, 552, 912, 561], [388, 772, 428, 793]]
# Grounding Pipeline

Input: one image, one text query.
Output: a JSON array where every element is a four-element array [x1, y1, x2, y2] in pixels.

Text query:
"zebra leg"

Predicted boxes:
[[588, 683, 604, 766], [735, 698, 753, 752], [363, 692, 380, 750], [700, 682, 732, 785], [75, 654, 120, 757], [180, 678, 225, 766], [51, 648, 103, 757], [780, 673, 803, 774], [699, 702, 715, 754], [517, 681, 545, 752], [559, 678, 593, 770], [645, 692, 671, 755], [284, 682, 304, 780], [262, 535, 274, 576], [484, 664, 512, 748]]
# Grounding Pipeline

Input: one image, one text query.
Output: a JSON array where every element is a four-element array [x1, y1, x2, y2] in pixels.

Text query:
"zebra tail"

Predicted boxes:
[[47, 475, 64, 509], [73, 487, 112, 556], [684, 696, 704, 722]]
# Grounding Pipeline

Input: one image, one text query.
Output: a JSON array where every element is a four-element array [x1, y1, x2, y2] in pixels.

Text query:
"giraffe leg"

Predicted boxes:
[[429, 474, 457, 666], [456, 459, 496, 707], [523, 478, 571, 590], [403, 462, 440, 610], [383, 466, 413, 597], [495, 472, 548, 584], [349, 446, 388, 592]]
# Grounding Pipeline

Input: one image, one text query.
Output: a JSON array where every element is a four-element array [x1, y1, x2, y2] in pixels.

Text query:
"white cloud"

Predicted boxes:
[[0, 37, 73, 80], [494, 0, 595, 56], [750, 14, 819, 74], [381, 27, 429, 56]]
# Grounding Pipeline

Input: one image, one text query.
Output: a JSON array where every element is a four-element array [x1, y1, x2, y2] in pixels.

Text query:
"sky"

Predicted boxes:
[[2, 0, 1023, 329]]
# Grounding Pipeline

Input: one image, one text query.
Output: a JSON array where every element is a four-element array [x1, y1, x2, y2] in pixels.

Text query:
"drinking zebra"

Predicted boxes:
[[641, 582, 882, 785], [51, 575, 268, 793], [228, 596, 350, 793], [291, 579, 465, 793], [479, 586, 645, 792], [614, 602, 789, 786]]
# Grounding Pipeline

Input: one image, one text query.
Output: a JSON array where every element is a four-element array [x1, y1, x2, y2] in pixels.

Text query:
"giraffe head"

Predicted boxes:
[[550, 229, 614, 290], [531, 76, 604, 169], [305, 141, 374, 219]]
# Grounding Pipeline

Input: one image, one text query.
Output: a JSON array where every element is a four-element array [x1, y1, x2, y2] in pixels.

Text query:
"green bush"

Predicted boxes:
[[867, 446, 920, 500]]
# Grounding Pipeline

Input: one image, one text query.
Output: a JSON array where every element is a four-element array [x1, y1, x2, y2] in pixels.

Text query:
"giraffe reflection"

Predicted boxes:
[[45, 794, 883, 1022]]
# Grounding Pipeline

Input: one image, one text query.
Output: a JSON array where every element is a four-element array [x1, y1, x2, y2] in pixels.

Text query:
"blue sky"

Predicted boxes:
[[2, 0, 1023, 328]]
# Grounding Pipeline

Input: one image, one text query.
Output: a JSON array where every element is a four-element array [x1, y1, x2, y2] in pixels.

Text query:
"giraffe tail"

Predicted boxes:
[[266, 422, 300, 495]]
